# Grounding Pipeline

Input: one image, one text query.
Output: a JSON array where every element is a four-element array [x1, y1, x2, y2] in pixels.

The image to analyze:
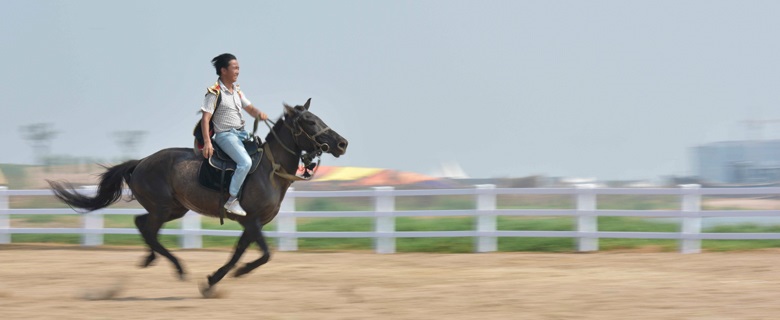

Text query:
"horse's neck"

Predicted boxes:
[[265, 124, 301, 175]]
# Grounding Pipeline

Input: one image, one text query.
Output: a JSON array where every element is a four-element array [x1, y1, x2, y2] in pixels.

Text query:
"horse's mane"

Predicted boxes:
[[263, 115, 288, 144]]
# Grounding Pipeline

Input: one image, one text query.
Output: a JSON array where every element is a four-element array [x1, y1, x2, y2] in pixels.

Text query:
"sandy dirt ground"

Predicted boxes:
[[1, 246, 780, 319]]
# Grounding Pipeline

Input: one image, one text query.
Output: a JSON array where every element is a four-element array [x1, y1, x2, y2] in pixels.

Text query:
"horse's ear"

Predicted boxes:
[[284, 103, 296, 116], [303, 98, 311, 110]]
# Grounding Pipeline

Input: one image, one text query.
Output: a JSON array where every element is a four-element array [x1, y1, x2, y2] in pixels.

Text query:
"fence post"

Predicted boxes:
[[81, 186, 103, 246], [476, 184, 497, 252], [576, 184, 598, 252], [680, 184, 702, 254], [374, 186, 396, 254], [278, 187, 298, 251], [180, 211, 202, 249], [0, 186, 9, 244]]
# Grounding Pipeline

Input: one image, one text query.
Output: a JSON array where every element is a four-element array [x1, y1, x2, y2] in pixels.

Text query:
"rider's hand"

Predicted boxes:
[[202, 142, 214, 159], [256, 111, 268, 121]]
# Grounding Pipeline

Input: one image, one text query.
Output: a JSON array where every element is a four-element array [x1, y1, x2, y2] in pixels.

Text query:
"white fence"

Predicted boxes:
[[1, 184, 780, 254]]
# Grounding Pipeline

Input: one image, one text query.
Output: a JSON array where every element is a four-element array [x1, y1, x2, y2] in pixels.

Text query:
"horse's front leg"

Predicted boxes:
[[203, 221, 257, 289], [234, 218, 271, 277]]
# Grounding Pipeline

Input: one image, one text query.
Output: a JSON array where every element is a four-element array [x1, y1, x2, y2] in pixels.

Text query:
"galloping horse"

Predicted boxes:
[[48, 99, 347, 294]]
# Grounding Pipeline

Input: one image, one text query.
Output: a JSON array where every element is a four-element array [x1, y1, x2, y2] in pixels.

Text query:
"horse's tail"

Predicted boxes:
[[47, 159, 141, 212]]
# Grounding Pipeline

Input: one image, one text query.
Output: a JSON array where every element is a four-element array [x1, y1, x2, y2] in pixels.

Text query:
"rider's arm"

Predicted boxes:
[[201, 112, 214, 158], [200, 93, 218, 158], [243, 104, 268, 120], [238, 91, 268, 120]]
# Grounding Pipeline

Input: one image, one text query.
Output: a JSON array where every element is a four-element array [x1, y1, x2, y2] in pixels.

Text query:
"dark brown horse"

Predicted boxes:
[[48, 99, 347, 294]]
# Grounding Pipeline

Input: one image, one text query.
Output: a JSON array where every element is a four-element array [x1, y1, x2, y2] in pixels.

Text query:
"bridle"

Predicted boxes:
[[257, 110, 330, 181], [261, 110, 331, 156]]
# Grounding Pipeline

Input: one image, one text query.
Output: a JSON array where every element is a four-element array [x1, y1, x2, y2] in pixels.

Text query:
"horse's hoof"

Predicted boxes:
[[198, 282, 222, 299], [140, 254, 156, 268]]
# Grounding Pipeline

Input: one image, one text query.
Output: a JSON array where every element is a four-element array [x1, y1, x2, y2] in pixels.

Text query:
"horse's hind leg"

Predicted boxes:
[[134, 209, 188, 279], [134, 214, 157, 267], [234, 218, 271, 277]]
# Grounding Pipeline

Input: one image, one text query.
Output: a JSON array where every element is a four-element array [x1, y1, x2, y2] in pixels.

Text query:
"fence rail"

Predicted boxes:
[[1, 184, 779, 253]]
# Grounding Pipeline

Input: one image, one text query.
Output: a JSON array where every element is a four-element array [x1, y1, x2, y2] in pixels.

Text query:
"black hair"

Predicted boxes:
[[211, 53, 237, 76]]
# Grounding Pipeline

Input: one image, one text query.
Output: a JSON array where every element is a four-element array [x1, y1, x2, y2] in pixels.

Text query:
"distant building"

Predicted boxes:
[[693, 140, 780, 184], [430, 162, 469, 179], [0, 169, 6, 186]]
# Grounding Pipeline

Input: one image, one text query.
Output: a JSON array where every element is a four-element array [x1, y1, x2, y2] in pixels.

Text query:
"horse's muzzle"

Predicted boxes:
[[338, 140, 348, 152], [334, 139, 348, 157]]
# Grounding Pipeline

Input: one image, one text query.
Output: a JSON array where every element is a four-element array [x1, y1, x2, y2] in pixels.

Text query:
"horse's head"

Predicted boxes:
[[283, 98, 348, 157]]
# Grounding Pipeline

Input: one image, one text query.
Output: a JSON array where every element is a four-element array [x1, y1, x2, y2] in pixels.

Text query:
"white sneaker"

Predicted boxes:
[[224, 198, 247, 216]]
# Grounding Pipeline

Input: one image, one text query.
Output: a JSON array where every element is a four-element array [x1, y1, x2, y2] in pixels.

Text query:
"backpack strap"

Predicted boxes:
[[194, 80, 223, 148], [207, 81, 222, 110]]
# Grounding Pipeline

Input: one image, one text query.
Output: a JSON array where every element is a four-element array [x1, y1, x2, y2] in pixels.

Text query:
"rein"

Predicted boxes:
[[263, 143, 321, 184], [258, 114, 325, 182], [263, 118, 297, 156]]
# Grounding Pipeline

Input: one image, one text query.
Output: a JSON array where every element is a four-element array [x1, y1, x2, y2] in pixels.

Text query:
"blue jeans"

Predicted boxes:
[[214, 128, 252, 197]]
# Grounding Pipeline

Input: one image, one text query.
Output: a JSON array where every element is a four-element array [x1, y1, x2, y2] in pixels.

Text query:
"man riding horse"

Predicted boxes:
[[199, 53, 268, 217]]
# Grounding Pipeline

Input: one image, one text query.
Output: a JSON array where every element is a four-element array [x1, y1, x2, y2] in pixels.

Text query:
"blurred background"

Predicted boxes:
[[4, 4, 780, 316], [3, 0, 780, 189]]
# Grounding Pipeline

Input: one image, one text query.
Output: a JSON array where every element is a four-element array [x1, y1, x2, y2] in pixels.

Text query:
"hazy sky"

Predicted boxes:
[[3, 1, 780, 180]]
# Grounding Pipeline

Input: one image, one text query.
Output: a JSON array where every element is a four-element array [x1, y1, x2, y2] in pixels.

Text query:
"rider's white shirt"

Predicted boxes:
[[200, 80, 253, 133]]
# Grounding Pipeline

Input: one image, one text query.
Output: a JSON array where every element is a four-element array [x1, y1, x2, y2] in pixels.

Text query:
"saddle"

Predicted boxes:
[[197, 137, 264, 223]]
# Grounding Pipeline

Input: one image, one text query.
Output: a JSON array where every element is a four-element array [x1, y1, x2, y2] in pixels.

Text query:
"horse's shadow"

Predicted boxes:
[[111, 296, 189, 301]]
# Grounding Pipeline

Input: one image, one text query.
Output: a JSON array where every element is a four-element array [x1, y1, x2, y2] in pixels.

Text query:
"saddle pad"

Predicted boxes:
[[198, 160, 234, 192], [198, 142, 264, 192]]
